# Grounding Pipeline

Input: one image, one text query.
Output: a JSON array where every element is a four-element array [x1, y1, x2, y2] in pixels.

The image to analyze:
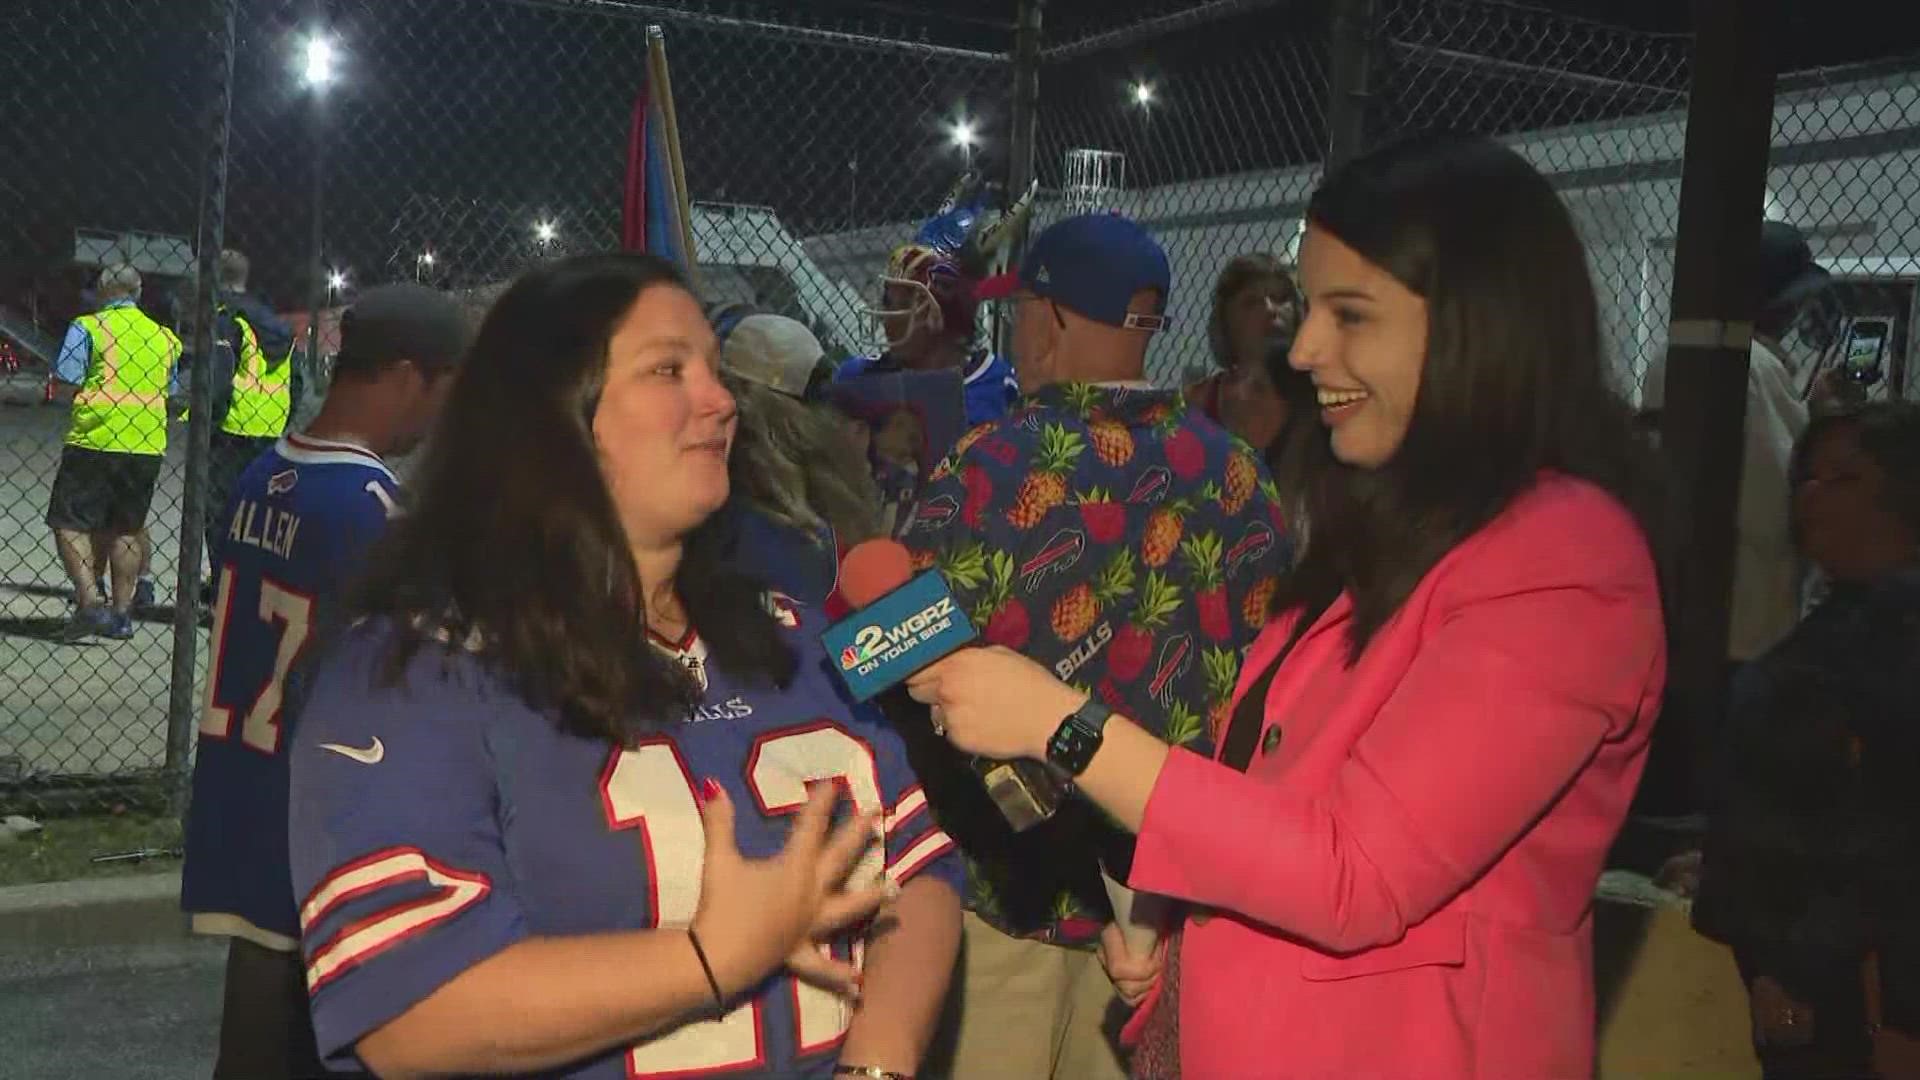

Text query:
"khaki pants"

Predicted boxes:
[[924, 912, 1130, 1080]]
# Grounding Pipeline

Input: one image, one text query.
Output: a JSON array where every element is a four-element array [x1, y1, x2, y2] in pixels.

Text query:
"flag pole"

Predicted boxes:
[[646, 25, 699, 289]]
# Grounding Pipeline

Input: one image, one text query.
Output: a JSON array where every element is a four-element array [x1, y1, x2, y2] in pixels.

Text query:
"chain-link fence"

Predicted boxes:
[[0, 0, 1012, 819], [1371, 0, 1693, 403], [5, 0, 1920, 823], [1763, 16, 1920, 404], [1031, 1, 1333, 387], [2, 0, 218, 813], [227, 0, 1012, 376]]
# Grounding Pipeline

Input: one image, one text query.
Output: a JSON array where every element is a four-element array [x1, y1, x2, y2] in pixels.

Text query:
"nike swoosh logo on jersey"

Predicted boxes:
[[319, 737, 385, 765]]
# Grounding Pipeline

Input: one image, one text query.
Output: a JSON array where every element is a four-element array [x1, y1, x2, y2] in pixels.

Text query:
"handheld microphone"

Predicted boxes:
[[823, 539, 1068, 831]]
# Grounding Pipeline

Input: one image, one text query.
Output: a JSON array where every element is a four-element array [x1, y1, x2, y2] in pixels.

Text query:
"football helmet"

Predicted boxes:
[[871, 172, 1036, 350]]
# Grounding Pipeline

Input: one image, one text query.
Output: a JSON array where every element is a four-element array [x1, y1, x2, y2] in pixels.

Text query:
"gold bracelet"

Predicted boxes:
[[833, 1067, 912, 1080]]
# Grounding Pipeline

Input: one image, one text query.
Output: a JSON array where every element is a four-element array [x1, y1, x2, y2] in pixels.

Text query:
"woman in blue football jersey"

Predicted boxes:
[[288, 254, 963, 1080]]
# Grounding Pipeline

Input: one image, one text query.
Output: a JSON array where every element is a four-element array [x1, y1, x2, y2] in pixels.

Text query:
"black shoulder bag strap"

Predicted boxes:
[[1218, 601, 1328, 772]]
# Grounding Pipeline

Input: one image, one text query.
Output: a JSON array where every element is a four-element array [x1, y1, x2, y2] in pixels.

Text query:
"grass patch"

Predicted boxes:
[[0, 812, 182, 887]]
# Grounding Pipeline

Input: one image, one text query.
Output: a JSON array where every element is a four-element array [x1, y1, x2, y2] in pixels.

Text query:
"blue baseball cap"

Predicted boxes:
[[976, 212, 1171, 332]]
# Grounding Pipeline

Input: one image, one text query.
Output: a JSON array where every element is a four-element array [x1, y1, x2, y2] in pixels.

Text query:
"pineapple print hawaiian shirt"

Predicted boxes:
[[899, 382, 1293, 945]]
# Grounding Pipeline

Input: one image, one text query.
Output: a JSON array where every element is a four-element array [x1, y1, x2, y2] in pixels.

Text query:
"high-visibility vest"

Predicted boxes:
[[221, 312, 292, 437], [64, 305, 181, 456]]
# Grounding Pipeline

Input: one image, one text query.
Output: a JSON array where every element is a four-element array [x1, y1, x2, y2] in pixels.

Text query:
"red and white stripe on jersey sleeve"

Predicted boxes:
[[299, 846, 491, 992], [882, 784, 954, 884]]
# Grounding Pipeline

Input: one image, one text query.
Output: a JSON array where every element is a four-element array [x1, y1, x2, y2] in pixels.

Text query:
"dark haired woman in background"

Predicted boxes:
[[286, 254, 961, 1079], [904, 132, 1666, 1077], [1692, 402, 1920, 1079], [1186, 253, 1301, 453]]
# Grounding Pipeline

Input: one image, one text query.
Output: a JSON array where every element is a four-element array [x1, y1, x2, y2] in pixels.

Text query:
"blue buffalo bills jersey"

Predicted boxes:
[[182, 433, 400, 949], [288, 599, 962, 1078]]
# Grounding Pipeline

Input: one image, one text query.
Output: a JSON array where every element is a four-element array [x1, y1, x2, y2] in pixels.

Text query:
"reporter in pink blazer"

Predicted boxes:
[[908, 132, 1666, 1079]]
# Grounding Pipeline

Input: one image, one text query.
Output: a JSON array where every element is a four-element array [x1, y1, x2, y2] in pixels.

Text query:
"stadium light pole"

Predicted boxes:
[[301, 30, 337, 374]]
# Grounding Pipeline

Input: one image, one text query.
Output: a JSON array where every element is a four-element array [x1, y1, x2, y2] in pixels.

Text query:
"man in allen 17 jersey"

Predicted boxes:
[[288, 602, 962, 1079], [181, 284, 473, 1080]]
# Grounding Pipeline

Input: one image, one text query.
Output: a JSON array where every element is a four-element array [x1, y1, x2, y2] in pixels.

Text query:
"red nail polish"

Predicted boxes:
[[701, 778, 723, 803]]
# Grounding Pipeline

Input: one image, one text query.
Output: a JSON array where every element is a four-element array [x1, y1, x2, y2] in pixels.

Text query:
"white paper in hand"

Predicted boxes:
[[1101, 869, 1165, 958]]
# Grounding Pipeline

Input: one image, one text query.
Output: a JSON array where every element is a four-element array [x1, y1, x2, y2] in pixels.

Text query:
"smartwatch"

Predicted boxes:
[[1045, 698, 1112, 777]]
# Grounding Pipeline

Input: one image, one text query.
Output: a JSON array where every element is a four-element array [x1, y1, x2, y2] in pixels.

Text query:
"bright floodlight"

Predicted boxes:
[[418, 252, 435, 266], [534, 220, 558, 243], [302, 36, 336, 88], [949, 119, 977, 149], [1133, 82, 1155, 106], [326, 269, 347, 291]]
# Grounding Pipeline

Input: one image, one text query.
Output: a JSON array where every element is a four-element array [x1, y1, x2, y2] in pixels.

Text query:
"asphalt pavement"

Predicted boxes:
[[0, 872, 222, 1079]]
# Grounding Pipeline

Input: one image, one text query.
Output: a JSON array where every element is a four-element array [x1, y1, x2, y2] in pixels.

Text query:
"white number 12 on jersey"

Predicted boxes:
[[600, 723, 885, 1076]]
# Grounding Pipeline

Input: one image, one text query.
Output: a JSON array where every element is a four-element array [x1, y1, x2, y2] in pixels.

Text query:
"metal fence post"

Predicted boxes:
[[1656, 0, 1780, 810], [997, 0, 1043, 359], [1326, 0, 1379, 170], [1008, 0, 1044, 199], [167, 0, 239, 815], [306, 0, 330, 374]]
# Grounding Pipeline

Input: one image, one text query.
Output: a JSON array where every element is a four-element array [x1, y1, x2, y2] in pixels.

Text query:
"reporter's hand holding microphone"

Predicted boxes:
[[822, 540, 1178, 994], [903, 642, 1174, 998]]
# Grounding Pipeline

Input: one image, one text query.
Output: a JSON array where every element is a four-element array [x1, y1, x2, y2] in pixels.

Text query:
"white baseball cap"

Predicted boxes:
[[721, 313, 826, 398]]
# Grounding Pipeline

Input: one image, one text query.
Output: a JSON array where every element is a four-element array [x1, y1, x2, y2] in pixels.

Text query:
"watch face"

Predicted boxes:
[[1048, 710, 1102, 775]]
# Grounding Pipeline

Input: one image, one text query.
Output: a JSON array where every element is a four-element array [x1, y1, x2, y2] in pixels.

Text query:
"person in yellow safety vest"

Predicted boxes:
[[199, 250, 297, 590], [141, 249, 298, 607], [43, 262, 184, 641]]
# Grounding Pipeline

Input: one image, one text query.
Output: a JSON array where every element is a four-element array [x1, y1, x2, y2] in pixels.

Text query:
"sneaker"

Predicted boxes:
[[133, 578, 157, 613], [103, 612, 136, 640], [61, 605, 116, 641]]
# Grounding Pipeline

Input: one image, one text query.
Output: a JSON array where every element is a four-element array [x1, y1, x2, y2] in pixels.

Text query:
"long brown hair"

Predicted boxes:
[[349, 254, 795, 741], [726, 375, 883, 546], [1273, 133, 1659, 659]]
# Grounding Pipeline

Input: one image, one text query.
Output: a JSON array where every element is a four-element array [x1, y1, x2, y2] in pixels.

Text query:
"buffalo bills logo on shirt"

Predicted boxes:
[[1021, 529, 1087, 592], [267, 469, 298, 496], [908, 494, 959, 532], [1227, 521, 1275, 575], [1127, 466, 1171, 505]]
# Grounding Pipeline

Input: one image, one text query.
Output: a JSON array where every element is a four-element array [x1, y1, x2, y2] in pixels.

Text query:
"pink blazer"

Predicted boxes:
[[1122, 475, 1665, 1079]]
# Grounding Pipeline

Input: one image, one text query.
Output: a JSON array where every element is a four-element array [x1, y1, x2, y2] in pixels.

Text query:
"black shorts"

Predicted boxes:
[[44, 445, 164, 533]]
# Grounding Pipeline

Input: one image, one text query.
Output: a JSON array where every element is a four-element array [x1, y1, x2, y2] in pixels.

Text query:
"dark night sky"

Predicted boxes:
[[4, 0, 1915, 317]]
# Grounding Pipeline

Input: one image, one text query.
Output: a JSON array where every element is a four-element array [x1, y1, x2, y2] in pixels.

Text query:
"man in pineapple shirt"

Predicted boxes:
[[897, 213, 1291, 1079]]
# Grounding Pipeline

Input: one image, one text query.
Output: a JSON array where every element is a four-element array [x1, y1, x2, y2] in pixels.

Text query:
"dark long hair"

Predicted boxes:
[[1273, 132, 1659, 658], [351, 253, 795, 741]]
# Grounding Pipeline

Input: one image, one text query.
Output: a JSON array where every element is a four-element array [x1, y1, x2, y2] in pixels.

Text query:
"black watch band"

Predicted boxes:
[[1045, 698, 1111, 776]]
